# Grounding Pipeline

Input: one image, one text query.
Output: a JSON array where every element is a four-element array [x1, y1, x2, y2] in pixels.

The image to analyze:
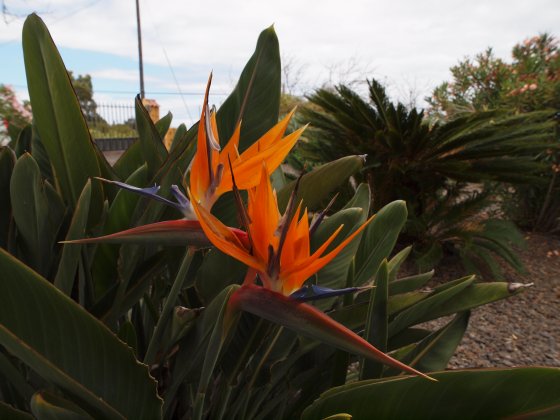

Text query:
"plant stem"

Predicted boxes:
[[143, 247, 194, 365]]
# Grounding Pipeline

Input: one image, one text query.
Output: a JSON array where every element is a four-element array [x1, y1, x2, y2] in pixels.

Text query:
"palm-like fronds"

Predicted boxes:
[[300, 78, 557, 274]]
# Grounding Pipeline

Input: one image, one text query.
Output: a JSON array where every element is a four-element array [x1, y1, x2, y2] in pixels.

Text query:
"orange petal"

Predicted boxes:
[[190, 190, 264, 272], [247, 164, 280, 262], [240, 108, 296, 160], [282, 215, 374, 292], [220, 121, 241, 165]]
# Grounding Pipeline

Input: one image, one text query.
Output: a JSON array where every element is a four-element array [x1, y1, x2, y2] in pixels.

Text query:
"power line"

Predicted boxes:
[[143, 0, 192, 120], [8, 84, 228, 96]]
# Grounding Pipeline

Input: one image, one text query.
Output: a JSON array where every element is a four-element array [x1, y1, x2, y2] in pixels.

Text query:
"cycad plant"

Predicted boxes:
[[300, 79, 557, 275], [1, 14, 560, 420]]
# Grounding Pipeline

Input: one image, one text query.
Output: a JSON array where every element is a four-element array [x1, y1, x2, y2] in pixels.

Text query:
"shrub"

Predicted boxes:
[[300, 78, 556, 276]]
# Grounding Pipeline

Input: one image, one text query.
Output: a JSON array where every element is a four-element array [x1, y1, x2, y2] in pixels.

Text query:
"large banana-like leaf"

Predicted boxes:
[[135, 96, 168, 178], [312, 207, 365, 300], [312, 185, 371, 297], [216, 25, 281, 152], [388, 276, 474, 336], [388, 311, 470, 375], [0, 249, 162, 419], [423, 281, 532, 321], [277, 155, 365, 211], [10, 153, 65, 276], [0, 146, 15, 249], [302, 368, 560, 419], [360, 260, 388, 379], [354, 200, 407, 286], [165, 286, 239, 418], [22, 14, 102, 211], [194, 249, 247, 303], [54, 180, 92, 295], [90, 164, 149, 296]]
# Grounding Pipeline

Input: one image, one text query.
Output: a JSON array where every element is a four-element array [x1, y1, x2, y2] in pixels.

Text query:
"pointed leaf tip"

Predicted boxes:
[[230, 285, 434, 381]]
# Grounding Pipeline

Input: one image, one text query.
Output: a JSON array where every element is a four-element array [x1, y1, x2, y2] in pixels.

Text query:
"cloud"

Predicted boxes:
[[2, 0, 559, 125]]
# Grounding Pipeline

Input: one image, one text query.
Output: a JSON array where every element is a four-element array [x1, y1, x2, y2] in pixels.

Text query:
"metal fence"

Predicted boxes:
[[87, 102, 139, 151]]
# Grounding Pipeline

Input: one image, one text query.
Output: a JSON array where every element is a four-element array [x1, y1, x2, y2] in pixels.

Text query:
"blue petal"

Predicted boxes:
[[171, 185, 195, 218], [96, 178, 184, 213], [290, 284, 367, 302]]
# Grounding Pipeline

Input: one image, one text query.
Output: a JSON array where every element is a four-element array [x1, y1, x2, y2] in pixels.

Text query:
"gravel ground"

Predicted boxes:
[[425, 233, 560, 369]]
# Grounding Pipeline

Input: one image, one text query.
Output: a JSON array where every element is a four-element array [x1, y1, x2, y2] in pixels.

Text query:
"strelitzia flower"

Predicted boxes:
[[72, 74, 303, 246], [192, 163, 370, 296], [100, 73, 304, 220], [192, 164, 433, 380], [190, 73, 305, 211]]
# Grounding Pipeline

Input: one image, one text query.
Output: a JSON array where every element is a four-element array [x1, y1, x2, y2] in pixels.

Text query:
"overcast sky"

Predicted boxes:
[[1, 0, 559, 126]]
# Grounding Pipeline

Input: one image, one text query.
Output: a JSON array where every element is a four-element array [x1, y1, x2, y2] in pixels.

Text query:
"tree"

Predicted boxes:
[[68, 71, 100, 122], [427, 33, 560, 120], [0, 84, 32, 143], [426, 34, 560, 233]]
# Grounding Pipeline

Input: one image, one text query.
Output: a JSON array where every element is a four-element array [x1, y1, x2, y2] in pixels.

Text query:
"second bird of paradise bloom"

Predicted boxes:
[[191, 163, 434, 380], [189, 73, 305, 212], [76, 73, 304, 245]]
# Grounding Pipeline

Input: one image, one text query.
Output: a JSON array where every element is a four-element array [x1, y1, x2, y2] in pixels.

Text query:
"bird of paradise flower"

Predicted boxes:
[[191, 162, 433, 380]]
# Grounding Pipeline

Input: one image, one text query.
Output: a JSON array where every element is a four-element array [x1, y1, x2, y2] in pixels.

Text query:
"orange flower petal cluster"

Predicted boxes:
[[189, 75, 304, 211], [191, 164, 373, 296]]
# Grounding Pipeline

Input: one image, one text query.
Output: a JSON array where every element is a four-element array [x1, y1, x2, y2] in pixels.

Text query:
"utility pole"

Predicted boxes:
[[135, 0, 145, 99]]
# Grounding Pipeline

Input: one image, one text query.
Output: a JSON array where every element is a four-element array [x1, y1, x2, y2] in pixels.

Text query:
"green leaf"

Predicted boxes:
[[195, 249, 247, 304], [389, 276, 474, 336], [344, 183, 371, 211], [408, 311, 469, 372], [194, 285, 239, 419], [113, 141, 144, 181], [31, 391, 92, 419], [388, 270, 434, 295], [54, 180, 92, 295], [388, 291, 428, 315], [313, 184, 371, 299], [27, 124, 54, 184], [0, 402, 33, 420], [165, 285, 240, 417], [22, 14, 102, 210], [360, 260, 388, 379], [135, 96, 168, 177], [91, 164, 149, 296], [0, 249, 162, 419], [117, 321, 139, 358], [13, 124, 32, 157], [386, 246, 411, 282], [425, 281, 531, 321], [0, 146, 16, 249], [354, 200, 407, 286], [277, 156, 365, 211], [312, 208, 366, 293], [216, 25, 281, 152], [10, 153, 65, 275], [169, 123, 187, 153], [155, 111, 173, 140], [0, 350, 35, 403], [302, 368, 560, 419]]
